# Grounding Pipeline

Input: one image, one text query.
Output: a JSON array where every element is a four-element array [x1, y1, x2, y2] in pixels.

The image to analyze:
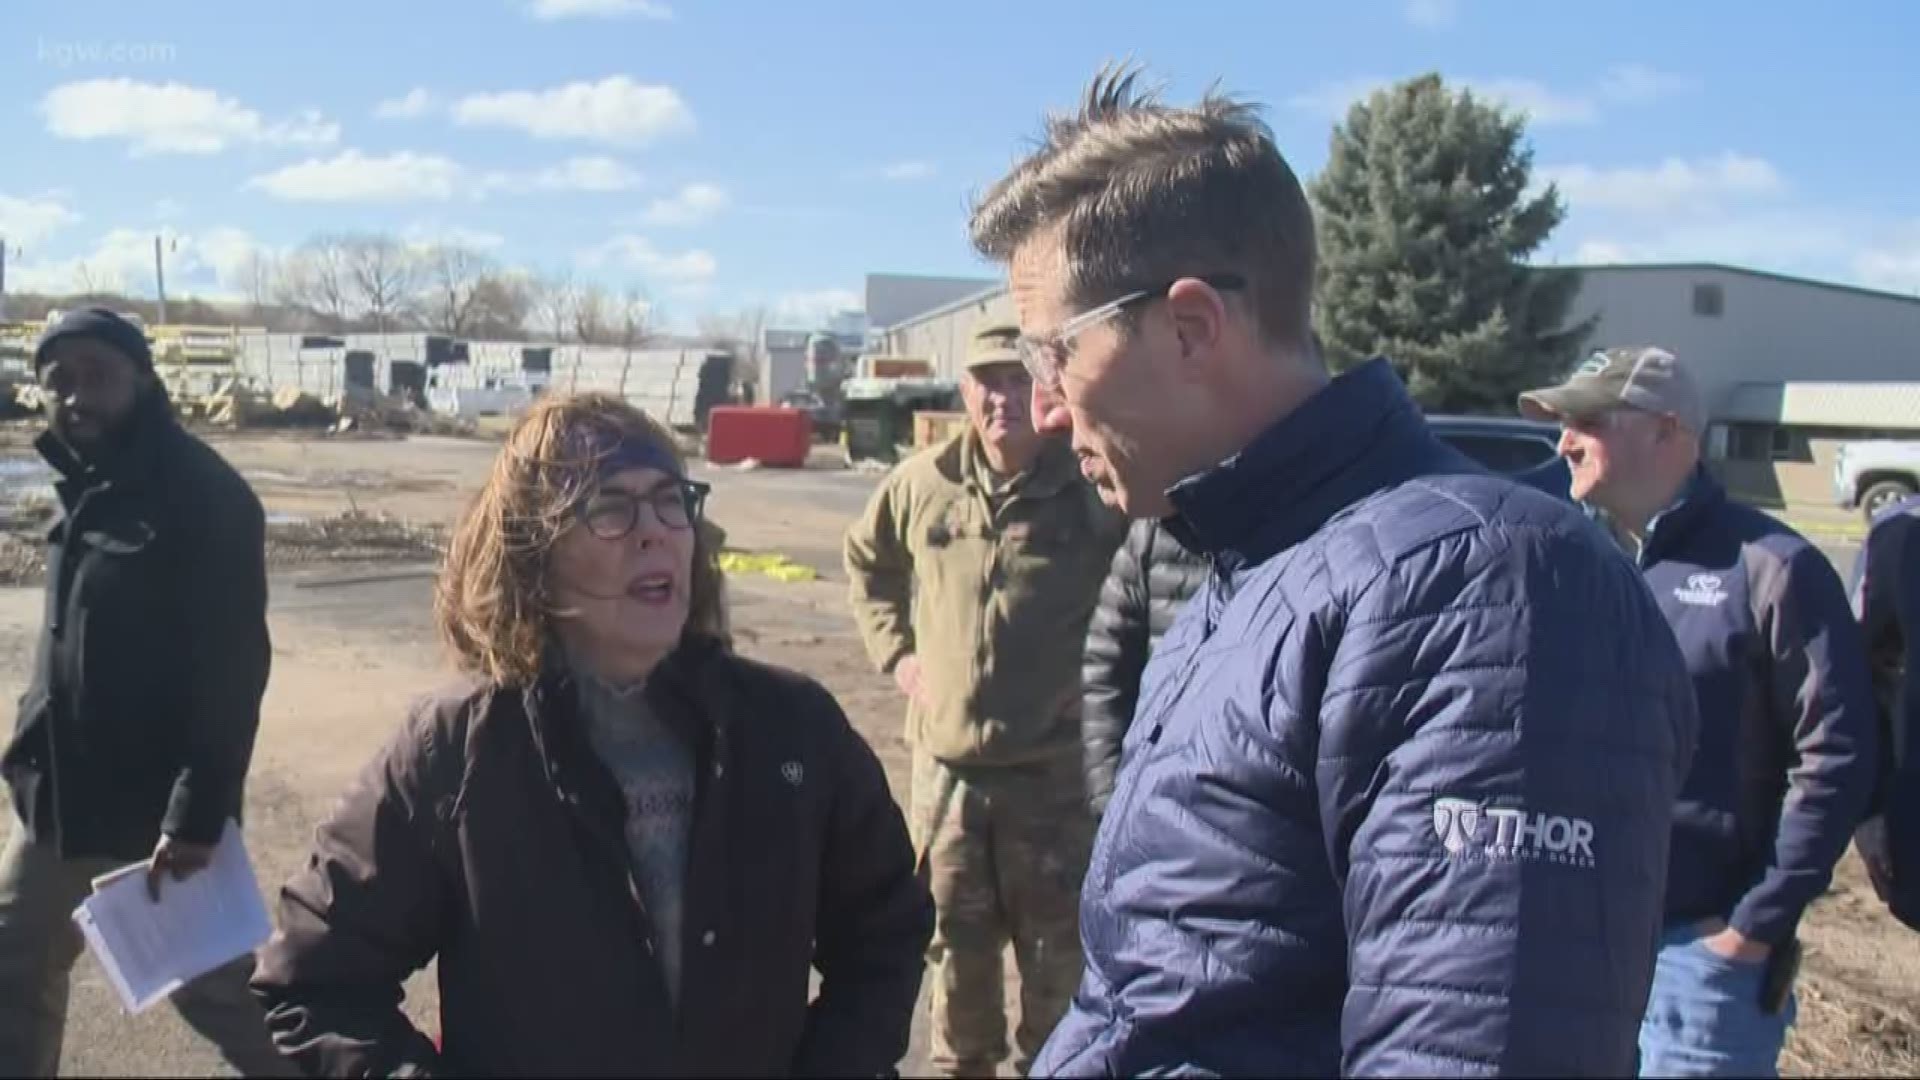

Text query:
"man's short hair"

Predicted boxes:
[[969, 62, 1317, 349]]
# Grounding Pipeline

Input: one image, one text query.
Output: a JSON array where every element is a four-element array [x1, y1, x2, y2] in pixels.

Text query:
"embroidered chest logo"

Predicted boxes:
[[1673, 572, 1728, 607], [1433, 797, 1596, 868], [781, 761, 804, 788]]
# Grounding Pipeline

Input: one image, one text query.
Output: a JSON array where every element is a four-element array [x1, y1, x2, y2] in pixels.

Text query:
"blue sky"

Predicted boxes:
[[3, 0, 1917, 331]]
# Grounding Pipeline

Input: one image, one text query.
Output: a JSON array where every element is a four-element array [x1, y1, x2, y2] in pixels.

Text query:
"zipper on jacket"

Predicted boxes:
[[554, 772, 673, 1010]]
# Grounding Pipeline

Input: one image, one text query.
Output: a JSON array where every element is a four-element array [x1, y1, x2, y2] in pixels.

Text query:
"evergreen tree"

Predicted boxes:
[[1311, 73, 1592, 413]]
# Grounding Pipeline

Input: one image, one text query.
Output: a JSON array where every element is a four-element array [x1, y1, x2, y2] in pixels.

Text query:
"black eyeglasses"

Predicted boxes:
[[576, 479, 711, 540], [1016, 272, 1248, 390]]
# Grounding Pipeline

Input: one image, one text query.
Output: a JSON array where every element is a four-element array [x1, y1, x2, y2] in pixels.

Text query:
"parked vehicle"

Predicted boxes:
[[1428, 415, 1571, 499], [426, 368, 546, 419], [1835, 440, 1920, 522]]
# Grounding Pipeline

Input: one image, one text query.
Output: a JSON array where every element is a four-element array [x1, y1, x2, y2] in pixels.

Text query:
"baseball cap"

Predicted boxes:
[[1518, 346, 1705, 433], [964, 320, 1024, 374]]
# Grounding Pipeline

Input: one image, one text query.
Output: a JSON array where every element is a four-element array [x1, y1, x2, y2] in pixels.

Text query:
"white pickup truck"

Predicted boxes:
[[425, 369, 546, 419], [1834, 440, 1920, 522]]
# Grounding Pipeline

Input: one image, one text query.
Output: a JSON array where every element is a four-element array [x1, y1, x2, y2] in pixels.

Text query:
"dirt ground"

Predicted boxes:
[[0, 425, 1914, 1077]]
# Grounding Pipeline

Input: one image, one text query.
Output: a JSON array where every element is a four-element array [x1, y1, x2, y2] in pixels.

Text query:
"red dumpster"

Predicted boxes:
[[705, 406, 812, 467]]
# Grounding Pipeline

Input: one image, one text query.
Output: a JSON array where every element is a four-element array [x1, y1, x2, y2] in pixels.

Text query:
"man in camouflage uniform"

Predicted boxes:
[[845, 320, 1123, 1078]]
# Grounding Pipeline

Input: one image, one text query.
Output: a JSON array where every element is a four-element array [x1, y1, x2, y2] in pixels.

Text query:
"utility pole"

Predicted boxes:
[[153, 234, 168, 325]]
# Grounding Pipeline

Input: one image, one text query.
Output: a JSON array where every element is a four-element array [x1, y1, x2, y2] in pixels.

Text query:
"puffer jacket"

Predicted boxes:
[[1854, 495, 1920, 930], [251, 637, 933, 1078], [1034, 359, 1700, 1078], [1080, 519, 1207, 814]]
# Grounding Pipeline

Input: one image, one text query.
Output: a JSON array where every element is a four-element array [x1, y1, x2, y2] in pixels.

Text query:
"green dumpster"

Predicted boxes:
[[842, 394, 902, 463]]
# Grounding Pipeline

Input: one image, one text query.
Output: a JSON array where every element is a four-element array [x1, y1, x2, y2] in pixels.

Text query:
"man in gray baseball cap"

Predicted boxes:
[[1521, 345, 1707, 435], [1522, 348, 1878, 1077]]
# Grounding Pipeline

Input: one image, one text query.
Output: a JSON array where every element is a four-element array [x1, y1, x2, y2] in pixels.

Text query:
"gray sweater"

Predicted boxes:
[[575, 671, 695, 1009]]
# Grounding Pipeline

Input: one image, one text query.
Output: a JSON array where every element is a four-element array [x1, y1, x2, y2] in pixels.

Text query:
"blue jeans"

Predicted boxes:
[[1638, 923, 1796, 1078]]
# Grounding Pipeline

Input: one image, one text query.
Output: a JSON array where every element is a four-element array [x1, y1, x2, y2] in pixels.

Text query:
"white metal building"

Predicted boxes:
[[1561, 263, 1920, 503], [864, 272, 998, 335], [872, 261, 1920, 504], [873, 283, 1015, 376]]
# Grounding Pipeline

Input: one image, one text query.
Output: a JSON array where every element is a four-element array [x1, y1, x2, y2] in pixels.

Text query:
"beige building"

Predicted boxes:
[[1561, 263, 1920, 506], [874, 262, 1920, 506]]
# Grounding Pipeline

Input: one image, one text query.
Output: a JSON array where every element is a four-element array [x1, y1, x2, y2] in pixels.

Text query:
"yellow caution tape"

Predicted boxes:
[[716, 550, 819, 583]]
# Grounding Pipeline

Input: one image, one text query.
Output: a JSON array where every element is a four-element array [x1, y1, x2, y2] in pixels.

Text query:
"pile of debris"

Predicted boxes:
[[10, 377, 479, 438], [0, 532, 44, 586], [265, 510, 447, 568], [0, 510, 448, 588]]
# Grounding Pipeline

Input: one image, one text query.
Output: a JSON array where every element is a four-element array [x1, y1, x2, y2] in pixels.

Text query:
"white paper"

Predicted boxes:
[[70, 820, 273, 1014]]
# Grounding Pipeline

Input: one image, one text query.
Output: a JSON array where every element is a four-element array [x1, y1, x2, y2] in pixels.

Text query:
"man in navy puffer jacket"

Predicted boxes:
[[966, 64, 1700, 1077]]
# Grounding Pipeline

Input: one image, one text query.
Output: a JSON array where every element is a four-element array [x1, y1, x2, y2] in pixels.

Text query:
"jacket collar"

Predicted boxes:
[[522, 633, 734, 785], [940, 426, 1080, 503], [1164, 357, 1440, 566], [1636, 464, 1724, 566]]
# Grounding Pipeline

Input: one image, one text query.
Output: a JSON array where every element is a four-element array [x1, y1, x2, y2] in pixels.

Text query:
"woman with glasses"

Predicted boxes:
[[250, 392, 933, 1078]]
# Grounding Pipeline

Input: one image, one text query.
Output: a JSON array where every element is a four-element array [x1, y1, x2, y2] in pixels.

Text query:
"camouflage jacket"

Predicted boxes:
[[845, 429, 1124, 767]]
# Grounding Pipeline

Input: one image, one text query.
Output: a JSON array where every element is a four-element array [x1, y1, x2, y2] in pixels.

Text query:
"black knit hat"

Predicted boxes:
[[34, 307, 154, 374]]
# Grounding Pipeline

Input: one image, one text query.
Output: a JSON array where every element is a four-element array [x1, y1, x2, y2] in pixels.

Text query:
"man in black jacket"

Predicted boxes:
[[0, 308, 292, 1077], [1853, 494, 1920, 931], [1080, 518, 1207, 816]]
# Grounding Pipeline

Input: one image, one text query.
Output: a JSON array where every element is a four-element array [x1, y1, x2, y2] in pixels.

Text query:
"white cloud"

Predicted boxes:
[[1462, 78, 1599, 126], [638, 182, 728, 226], [526, 0, 673, 19], [402, 224, 508, 251], [1404, 0, 1458, 28], [879, 160, 937, 182], [1555, 207, 1879, 284], [485, 156, 645, 194], [247, 150, 462, 202], [582, 235, 717, 283], [1287, 77, 1392, 121], [774, 288, 862, 326], [0, 193, 82, 248], [7, 225, 272, 301], [1290, 64, 1694, 127], [453, 76, 693, 146], [10, 228, 156, 294], [1853, 223, 1920, 295], [1544, 153, 1786, 215], [374, 88, 436, 119], [1597, 64, 1697, 105], [41, 79, 339, 155], [194, 227, 275, 290], [1289, 75, 1596, 125]]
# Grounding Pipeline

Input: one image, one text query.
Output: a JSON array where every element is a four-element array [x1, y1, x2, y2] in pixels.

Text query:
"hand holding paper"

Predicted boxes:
[[146, 833, 218, 901], [71, 820, 273, 1014]]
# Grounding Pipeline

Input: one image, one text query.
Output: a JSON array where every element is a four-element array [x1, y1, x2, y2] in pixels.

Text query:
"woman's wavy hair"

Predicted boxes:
[[434, 391, 728, 685]]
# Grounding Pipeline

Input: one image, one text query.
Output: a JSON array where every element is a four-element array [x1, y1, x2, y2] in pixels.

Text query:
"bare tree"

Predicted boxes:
[[695, 312, 735, 347], [617, 286, 653, 349], [734, 303, 768, 368], [470, 272, 534, 339], [72, 262, 103, 298], [573, 284, 614, 345], [532, 271, 577, 344], [278, 237, 353, 330], [420, 243, 496, 336], [696, 304, 769, 394], [341, 234, 421, 335], [237, 250, 277, 323]]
